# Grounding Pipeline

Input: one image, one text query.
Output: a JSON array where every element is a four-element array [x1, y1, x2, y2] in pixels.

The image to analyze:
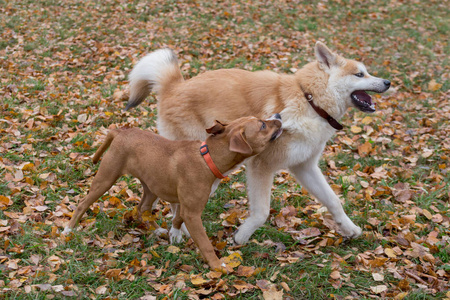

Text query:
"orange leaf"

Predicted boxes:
[[358, 142, 373, 157]]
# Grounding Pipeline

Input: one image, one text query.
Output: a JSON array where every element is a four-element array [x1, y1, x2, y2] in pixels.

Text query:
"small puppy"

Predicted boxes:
[[63, 115, 282, 271]]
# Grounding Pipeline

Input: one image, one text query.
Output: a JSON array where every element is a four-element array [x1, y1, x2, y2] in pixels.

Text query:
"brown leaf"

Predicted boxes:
[[236, 265, 256, 278], [358, 142, 373, 157], [391, 182, 412, 202]]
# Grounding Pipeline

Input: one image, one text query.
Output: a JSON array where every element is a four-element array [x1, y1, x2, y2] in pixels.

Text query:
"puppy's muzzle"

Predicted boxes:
[[268, 114, 283, 141]]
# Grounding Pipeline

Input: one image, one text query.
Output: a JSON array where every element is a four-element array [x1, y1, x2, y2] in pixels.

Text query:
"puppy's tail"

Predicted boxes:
[[125, 49, 183, 111], [92, 130, 121, 164]]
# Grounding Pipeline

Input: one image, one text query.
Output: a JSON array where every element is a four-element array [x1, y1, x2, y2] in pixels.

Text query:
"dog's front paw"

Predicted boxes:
[[233, 229, 250, 245], [169, 227, 184, 244], [62, 227, 72, 235], [339, 221, 362, 239]]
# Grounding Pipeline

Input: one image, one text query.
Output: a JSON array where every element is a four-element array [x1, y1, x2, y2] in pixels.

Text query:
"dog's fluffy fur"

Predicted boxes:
[[126, 42, 390, 244]]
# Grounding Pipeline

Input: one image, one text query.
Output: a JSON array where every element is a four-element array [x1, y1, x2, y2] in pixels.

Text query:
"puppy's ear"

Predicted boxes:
[[229, 129, 252, 155], [315, 41, 337, 69], [206, 120, 227, 136]]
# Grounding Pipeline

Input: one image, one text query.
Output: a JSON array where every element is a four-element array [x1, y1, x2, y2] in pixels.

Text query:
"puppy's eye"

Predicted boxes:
[[260, 122, 266, 130], [354, 72, 364, 78]]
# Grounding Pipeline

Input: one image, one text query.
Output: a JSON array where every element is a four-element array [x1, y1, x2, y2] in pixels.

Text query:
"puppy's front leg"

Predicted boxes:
[[179, 199, 223, 271], [289, 160, 362, 239]]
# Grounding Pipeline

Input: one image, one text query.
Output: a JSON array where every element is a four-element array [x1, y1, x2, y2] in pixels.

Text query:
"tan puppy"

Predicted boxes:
[[125, 42, 391, 244], [63, 115, 282, 271]]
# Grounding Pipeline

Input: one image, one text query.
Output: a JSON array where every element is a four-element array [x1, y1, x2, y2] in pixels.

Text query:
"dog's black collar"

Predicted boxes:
[[303, 92, 343, 131]]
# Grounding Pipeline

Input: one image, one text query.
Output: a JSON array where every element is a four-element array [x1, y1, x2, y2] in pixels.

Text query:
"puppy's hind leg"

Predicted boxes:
[[170, 203, 191, 240], [137, 183, 167, 236], [169, 204, 184, 244], [64, 158, 122, 234]]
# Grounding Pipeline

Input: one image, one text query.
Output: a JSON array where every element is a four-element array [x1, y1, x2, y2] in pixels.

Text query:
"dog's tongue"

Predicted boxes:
[[352, 90, 372, 104]]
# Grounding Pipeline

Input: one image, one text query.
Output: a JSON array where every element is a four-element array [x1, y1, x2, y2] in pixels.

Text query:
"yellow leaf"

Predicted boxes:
[[361, 116, 373, 125], [395, 292, 409, 299], [428, 79, 442, 91], [150, 250, 160, 258], [351, 125, 362, 133], [0, 196, 13, 209], [190, 274, 208, 286], [22, 163, 35, 171], [141, 211, 156, 222], [422, 209, 432, 220], [167, 245, 180, 254], [384, 248, 397, 258], [222, 252, 243, 268]]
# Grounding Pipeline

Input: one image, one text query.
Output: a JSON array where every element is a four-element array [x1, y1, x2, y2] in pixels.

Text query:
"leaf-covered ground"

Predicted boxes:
[[0, 0, 449, 299]]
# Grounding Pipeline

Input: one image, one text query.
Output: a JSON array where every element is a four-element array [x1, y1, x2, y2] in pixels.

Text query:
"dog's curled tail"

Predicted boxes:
[[92, 130, 121, 164], [125, 49, 182, 111]]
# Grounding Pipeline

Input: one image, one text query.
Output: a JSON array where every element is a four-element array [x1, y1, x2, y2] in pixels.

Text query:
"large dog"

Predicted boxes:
[[125, 42, 390, 244]]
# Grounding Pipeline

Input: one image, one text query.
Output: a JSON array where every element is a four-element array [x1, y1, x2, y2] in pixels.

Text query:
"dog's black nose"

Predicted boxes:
[[383, 80, 391, 87], [274, 113, 281, 120]]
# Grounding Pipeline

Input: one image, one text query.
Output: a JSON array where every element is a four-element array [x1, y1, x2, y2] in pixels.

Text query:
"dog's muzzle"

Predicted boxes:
[[268, 113, 283, 141]]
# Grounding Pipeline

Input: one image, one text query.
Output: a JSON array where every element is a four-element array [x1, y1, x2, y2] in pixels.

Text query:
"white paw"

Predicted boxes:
[[233, 229, 250, 245], [154, 228, 169, 237], [62, 227, 72, 235], [169, 227, 184, 244], [338, 220, 362, 239], [180, 223, 191, 238]]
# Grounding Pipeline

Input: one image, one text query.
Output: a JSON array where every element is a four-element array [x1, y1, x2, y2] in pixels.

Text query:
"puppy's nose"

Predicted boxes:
[[383, 80, 391, 88]]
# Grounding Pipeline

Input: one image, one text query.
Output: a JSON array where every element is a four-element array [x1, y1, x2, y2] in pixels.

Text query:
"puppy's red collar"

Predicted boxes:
[[200, 142, 227, 179]]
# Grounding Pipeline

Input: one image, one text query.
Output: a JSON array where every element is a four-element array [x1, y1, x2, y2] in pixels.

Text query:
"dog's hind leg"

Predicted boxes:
[[137, 182, 166, 236], [169, 203, 191, 239], [233, 160, 275, 245], [289, 159, 362, 239], [169, 204, 184, 244], [63, 158, 122, 234]]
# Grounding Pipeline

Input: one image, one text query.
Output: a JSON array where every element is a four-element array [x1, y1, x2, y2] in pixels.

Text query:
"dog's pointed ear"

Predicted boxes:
[[206, 120, 227, 136], [315, 41, 337, 69], [229, 129, 253, 155]]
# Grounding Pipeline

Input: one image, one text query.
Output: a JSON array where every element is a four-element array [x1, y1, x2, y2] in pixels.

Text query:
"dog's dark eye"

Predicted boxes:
[[355, 72, 364, 78], [260, 121, 266, 130]]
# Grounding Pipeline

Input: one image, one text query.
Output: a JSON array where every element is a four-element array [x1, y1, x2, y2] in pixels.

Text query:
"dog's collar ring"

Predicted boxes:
[[200, 142, 227, 179], [303, 92, 343, 130]]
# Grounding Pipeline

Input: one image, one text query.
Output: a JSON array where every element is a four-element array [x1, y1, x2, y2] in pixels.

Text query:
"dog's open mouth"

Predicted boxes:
[[270, 128, 283, 141], [351, 91, 376, 113]]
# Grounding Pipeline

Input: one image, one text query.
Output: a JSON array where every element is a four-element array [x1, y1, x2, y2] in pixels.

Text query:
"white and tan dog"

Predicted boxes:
[[125, 42, 391, 244]]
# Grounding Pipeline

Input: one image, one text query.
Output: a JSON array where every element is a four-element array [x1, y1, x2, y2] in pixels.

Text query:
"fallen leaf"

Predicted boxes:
[[370, 285, 387, 294], [262, 285, 283, 300], [372, 272, 384, 281], [222, 252, 242, 268], [427, 79, 442, 91]]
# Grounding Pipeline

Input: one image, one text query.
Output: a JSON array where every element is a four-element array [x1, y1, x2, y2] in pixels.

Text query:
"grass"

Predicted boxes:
[[0, 0, 449, 299]]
